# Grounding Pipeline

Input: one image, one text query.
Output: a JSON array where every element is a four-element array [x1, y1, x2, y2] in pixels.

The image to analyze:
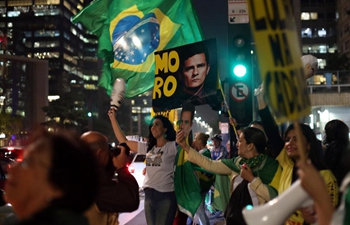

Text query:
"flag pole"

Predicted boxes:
[[218, 77, 239, 140], [293, 120, 307, 163]]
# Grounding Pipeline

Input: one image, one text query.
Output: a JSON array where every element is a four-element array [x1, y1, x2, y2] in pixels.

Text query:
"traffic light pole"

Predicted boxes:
[[227, 22, 253, 127]]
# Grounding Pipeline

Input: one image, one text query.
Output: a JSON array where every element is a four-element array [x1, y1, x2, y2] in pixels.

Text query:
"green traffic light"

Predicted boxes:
[[233, 64, 247, 77]]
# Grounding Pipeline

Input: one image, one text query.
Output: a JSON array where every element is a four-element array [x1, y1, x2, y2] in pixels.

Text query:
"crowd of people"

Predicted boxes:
[[0, 52, 349, 225]]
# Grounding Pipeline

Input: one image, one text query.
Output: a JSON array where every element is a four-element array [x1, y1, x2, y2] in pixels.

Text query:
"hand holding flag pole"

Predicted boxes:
[[218, 77, 239, 140]]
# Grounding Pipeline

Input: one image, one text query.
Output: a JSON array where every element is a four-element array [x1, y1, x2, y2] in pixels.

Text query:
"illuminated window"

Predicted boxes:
[[318, 28, 327, 37], [318, 59, 326, 69], [35, 0, 60, 4], [301, 12, 317, 20], [132, 107, 141, 113], [8, 0, 32, 6], [33, 41, 59, 48], [310, 13, 318, 20], [7, 11, 21, 17], [17, 110, 25, 117], [302, 28, 312, 38], [84, 84, 98, 90], [301, 12, 310, 20], [142, 107, 151, 113], [5, 106, 12, 114], [131, 100, 135, 105]]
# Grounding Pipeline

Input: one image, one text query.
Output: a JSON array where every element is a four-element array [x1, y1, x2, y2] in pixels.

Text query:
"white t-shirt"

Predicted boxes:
[[137, 141, 177, 192]]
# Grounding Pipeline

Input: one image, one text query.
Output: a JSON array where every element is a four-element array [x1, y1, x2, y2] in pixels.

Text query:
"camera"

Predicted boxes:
[[109, 145, 121, 157], [109, 142, 131, 157]]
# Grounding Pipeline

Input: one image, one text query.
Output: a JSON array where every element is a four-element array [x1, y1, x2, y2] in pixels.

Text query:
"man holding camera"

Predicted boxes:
[[81, 131, 139, 225]]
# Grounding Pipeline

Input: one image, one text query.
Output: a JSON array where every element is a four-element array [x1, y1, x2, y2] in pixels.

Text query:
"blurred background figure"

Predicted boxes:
[[301, 54, 318, 80], [322, 120, 350, 187], [210, 134, 228, 160], [81, 131, 139, 225], [190, 132, 215, 225], [4, 129, 99, 225]]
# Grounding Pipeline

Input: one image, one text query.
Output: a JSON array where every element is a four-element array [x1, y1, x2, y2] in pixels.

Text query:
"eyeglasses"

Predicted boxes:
[[176, 120, 191, 125]]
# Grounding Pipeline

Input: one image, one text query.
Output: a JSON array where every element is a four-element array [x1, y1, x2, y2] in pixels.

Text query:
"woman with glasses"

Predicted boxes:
[[3, 129, 99, 225], [108, 109, 177, 225]]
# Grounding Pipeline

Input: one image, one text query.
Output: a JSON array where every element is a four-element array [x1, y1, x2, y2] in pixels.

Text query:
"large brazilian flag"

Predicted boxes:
[[72, 0, 203, 98]]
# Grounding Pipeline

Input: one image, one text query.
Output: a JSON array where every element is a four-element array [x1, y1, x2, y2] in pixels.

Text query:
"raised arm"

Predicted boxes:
[[108, 109, 138, 152], [256, 88, 284, 158], [176, 130, 232, 175]]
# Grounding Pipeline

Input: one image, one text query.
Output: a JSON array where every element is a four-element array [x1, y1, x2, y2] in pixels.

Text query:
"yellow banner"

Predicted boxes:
[[247, 0, 310, 123]]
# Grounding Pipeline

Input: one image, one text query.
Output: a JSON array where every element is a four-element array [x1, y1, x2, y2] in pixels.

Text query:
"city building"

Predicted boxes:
[[298, 0, 338, 70], [0, 0, 104, 128], [336, 0, 350, 58], [0, 54, 48, 145]]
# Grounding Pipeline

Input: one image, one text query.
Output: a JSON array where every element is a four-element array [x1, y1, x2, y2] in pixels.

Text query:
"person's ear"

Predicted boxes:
[[304, 63, 311, 78], [248, 143, 254, 151]]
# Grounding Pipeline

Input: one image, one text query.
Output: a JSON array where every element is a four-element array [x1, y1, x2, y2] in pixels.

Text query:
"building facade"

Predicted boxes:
[[298, 0, 338, 70], [0, 0, 107, 132], [336, 0, 350, 58], [0, 54, 48, 144]]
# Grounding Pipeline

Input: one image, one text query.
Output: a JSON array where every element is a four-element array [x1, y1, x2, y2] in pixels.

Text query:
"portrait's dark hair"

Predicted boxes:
[[180, 102, 195, 146], [324, 119, 349, 145], [284, 123, 326, 170], [181, 102, 195, 122], [30, 129, 98, 213], [147, 115, 176, 151], [242, 127, 267, 154], [180, 42, 210, 67]]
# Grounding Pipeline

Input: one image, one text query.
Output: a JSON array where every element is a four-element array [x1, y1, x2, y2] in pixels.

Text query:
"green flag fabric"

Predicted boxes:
[[196, 149, 215, 193], [73, 0, 203, 98], [212, 154, 281, 212], [211, 174, 231, 212], [221, 155, 280, 198], [174, 145, 202, 218]]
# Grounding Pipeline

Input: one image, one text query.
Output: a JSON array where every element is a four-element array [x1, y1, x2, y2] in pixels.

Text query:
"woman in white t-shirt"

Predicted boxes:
[[108, 109, 177, 225]]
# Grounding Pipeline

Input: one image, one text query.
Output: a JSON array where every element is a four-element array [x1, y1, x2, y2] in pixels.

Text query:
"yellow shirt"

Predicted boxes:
[[277, 149, 338, 225]]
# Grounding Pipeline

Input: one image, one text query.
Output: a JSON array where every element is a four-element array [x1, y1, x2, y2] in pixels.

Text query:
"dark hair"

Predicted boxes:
[[249, 120, 264, 128], [324, 120, 349, 145], [284, 123, 326, 170], [195, 132, 210, 147], [242, 127, 267, 154], [147, 115, 176, 151], [31, 129, 99, 213], [119, 142, 131, 156], [180, 42, 210, 67]]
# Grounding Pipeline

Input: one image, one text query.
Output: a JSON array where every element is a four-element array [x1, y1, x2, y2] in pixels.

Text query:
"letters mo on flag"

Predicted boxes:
[[247, 0, 311, 123]]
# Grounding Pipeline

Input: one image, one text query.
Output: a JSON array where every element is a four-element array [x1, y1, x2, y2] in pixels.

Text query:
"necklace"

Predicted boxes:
[[151, 146, 162, 154]]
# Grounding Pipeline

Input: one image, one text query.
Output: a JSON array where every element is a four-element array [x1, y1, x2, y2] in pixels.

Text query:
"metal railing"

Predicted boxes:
[[307, 70, 350, 94]]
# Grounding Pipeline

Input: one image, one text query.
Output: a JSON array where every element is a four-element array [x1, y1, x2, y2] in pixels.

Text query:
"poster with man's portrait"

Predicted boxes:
[[152, 38, 219, 112]]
